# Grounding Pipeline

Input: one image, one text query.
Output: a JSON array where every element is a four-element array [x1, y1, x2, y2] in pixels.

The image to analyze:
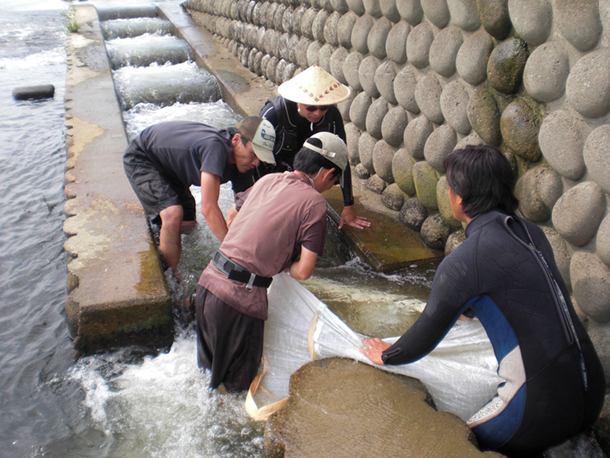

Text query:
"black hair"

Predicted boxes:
[[293, 137, 342, 180], [443, 144, 519, 218], [227, 127, 249, 147]]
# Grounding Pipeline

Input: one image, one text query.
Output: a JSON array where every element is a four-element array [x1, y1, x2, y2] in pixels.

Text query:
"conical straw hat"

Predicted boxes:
[[278, 65, 351, 105]]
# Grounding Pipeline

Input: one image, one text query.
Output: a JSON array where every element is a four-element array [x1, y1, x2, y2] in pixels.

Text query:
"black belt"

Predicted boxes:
[[213, 250, 273, 290]]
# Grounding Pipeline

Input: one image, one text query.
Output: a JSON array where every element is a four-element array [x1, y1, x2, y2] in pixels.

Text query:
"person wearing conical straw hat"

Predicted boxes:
[[231, 65, 370, 230]]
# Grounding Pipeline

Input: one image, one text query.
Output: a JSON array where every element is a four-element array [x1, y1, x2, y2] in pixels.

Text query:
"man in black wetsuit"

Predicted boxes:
[[230, 65, 370, 230], [361, 145, 605, 456]]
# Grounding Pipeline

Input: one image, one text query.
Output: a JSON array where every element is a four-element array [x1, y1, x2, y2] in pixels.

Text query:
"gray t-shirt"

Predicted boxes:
[[135, 121, 236, 187]]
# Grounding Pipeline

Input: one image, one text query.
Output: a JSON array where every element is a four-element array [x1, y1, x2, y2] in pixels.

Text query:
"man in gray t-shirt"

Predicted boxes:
[[123, 117, 276, 272]]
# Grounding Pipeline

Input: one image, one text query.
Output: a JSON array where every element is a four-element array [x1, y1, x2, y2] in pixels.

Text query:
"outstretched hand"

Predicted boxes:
[[359, 337, 392, 365], [339, 205, 371, 230]]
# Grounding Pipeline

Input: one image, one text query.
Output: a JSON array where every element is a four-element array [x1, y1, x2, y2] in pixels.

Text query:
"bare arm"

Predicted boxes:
[[200, 171, 228, 242], [289, 246, 318, 280]]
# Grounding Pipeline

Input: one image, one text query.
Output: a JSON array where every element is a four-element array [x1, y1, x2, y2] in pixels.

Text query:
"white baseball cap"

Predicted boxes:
[[237, 116, 276, 165]]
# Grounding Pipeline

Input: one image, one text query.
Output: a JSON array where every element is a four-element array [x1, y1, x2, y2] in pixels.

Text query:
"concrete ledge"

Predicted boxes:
[[64, 5, 172, 354]]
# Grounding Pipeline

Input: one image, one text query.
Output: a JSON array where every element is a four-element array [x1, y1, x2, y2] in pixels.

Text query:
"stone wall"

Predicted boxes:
[[182, 0, 610, 382]]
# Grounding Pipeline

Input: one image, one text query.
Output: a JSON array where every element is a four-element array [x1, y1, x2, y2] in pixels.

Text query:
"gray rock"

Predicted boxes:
[[420, 213, 452, 251], [429, 25, 463, 78], [436, 176, 462, 228], [295, 37, 313, 68], [541, 226, 571, 290], [394, 64, 420, 113], [307, 40, 323, 66], [421, 0, 450, 28], [538, 110, 587, 181], [372, 140, 396, 183], [399, 197, 429, 231], [359, 55, 382, 97], [352, 14, 375, 54], [571, 252, 610, 323], [330, 0, 350, 13], [350, 91, 372, 130], [440, 80, 471, 135], [555, 0, 601, 52], [467, 85, 502, 145], [301, 7, 318, 40], [382, 105, 409, 147], [386, 21, 410, 64], [366, 97, 389, 139], [566, 49, 610, 119], [415, 73, 444, 124], [324, 11, 341, 46], [330, 46, 349, 84], [346, 0, 366, 15], [508, 0, 552, 46], [404, 114, 433, 159], [375, 60, 398, 105], [445, 229, 466, 256], [397, 0, 424, 25], [266, 2, 278, 28], [479, 0, 511, 40], [368, 16, 393, 59], [265, 56, 279, 83], [514, 165, 563, 223], [318, 43, 335, 72], [359, 131, 378, 172], [274, 4, 288, 31], [455, 132, 485, 150], [380, 0, 401, 22], [584, 124, 610, 195], [424, 124, 457, 173], [456, 29, 494, 87], [597, 214, 610, 268], [447, 0, 480, 31], [487, 37, 528, 95], [367, 173, 388, 193], [523, 41, 569, 103], [312, 9, 330, 43], [500, 97, 542, 162], [382, 183, 406, 210], [552, 181, 606, 247], [291, 6, 307, 35], [392, 148, 417, 196], [337, 89, 356, 122], [345, 122, 363, 165], [337, 11, 358, 48], [364, 0, 382, 17], [413, 161, 440, 210], [406, 22, 434, 69], [355, 163, 371, 179], [343, 51, 364, 91]]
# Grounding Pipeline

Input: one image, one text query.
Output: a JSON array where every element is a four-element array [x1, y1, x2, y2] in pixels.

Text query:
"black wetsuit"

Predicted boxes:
[[382, 210, 605, 456], [231, 96, 354, 207]]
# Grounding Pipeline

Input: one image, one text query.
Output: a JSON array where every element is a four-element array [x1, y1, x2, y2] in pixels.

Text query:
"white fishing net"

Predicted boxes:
[[246, 273, 504, 423]]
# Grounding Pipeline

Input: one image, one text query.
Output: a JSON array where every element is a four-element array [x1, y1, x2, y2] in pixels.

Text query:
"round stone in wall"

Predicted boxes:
[[364, 0, 382, 17], [350, 91, 372, 130], [456, 29, 494, 87], [455, 131, 485, 150], [266, 2, 279, 28], [381, 105, 409, 147], [265, 55, 279, 83], [345, 122, 362, 165], [500, 97, 542, 162], [584, 124, 610, 195], [359, 55, 382, 98], [467, 85, 501, 145], [487, 37, 528, 94], [552, 181, 606, 247], [541, 226, 571, 289], [355, 163, 370, 179], [566, 48, 610, 119], [318, 43, 335, 72], [330, 46, 349, 84], [597, 214, 610, 267], [538, 110, 586, 181], [382, 183, 406, 211], [312, 9, 330, 43], [367, 16, 393, 59], [307, 41, 323, 66], [508, 0, 552, 46], [338, 11, 358, 48], [386, 21, 410, 64], [375, 60, 398, 105], [555, 0, 602, 52], [421, 0, 450, 28], [440, 80, 471, 135], [523, 41, 569, 103], [447, 0, 480, 31], [273, 4, 287, 31], [420, 213, 451, 251], [337, 89, 356, 121], [406, 22, 434, 69], [358, 131, 378, 173], [275, 59, 288, 84], [301, 7, 317, 40], [570, 252, 610, 323], [415, 73, 444, 124], [392, 148, 417, 196], [413, 160, 440, 210], [373, 140, 396, 183], [367, 173, 388, 194], [397, 0, 424, 26], [399, 197, 428, 231], [445, 229, 466, 256], [394, 65, 419, 113], [343, 51, 364, 91], [330, 0, 350, 14], [346, 0, 366, 16], [514, 165, 563, 223], [424, 124, 457, 173], [404, 114, 433, 159], [324, 11, 341, 46], [436, 176, 461, 228], [352, 14, 376, 54], [292, 6, 306, 35], [366, 97, 389, 139], [295, 37, 312, 68], [479, 0, 510, 39], [429, 25, 463, 78], [380, 0, 401, 22]]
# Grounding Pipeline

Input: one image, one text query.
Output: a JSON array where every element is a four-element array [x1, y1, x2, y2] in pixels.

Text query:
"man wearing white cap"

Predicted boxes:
[[194, 132, 348, 392], [232, 65, 370, 230], [123, 117, 276, 272]]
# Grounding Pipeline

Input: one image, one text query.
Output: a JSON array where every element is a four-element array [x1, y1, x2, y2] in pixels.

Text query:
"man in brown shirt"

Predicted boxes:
[[194, 132, 348, 392]]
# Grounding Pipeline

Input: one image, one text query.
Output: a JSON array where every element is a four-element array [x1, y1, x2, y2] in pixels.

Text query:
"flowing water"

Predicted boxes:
[[0, 1, 600, 457]]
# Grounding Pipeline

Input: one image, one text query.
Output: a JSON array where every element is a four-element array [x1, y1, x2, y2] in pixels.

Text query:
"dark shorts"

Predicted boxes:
[[123, 141, 196, 222], [195, 285, 264, 392]]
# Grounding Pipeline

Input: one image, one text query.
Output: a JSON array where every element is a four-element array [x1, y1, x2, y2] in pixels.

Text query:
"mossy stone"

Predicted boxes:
[[487, 38, 528, 94], [413, 161, 440, 210], [467, 85, 502, 145], [392, 148, 417, 196], [500, 97, 542, 162]]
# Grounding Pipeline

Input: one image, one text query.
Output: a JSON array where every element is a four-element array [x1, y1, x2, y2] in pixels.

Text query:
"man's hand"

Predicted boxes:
[[200, 171, 228, 242], [339, 205, 371, 230], [359, 337, 392, 365]]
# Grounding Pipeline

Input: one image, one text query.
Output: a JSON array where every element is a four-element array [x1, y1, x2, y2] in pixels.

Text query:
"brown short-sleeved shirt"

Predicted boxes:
[[198, 172, 328, 320]]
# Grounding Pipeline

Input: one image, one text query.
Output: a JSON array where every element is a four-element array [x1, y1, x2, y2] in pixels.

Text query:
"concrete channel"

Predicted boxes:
[[64, 2, 441, 353]]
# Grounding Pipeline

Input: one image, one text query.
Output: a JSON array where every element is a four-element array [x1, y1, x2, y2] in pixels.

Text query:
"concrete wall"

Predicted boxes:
[[181, 0, 610, 384]]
